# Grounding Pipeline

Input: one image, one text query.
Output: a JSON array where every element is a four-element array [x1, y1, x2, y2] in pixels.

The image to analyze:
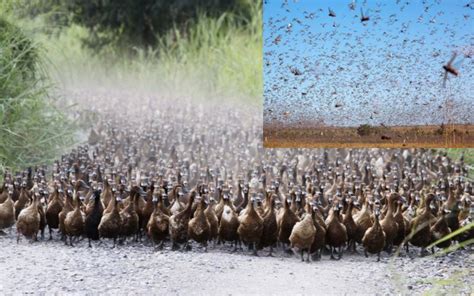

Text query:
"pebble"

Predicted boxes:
[[1, 234, 472, 295]]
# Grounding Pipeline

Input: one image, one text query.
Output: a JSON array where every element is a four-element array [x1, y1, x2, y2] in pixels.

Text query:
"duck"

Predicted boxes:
[[142, 184, 156, 233], [237, 196, 263, 255], [325, 204, 347, 260], [235, 185, 249, 215], [343, 197, 359, 252], [147, 193, 169, 249], [393, 199, 408, 248], [310, 205, 326, 261], [134, 185, 147, 238], [58, 187, 74, 239], [0, 184, 7, 204], [14, 182, 30, 219], [64, 191, 85, 246], [289, 203, 316, 262], [458, 194, 471, 222], [187, 195, 211, 251], [218, 193, 240, 249], [214, 188, 226, 222], [0, 185, 15, 233], [430, 208, 451, 251], [45, 186, 64, 240], [444, 186, 461, 234], [120, 186, 140, 241], [204, 197, 219, 245], [169, 190, 196, 250], [409, 193, 436, 255], [16, 190, 41, 242], [362, 208, 386, 261], [354, 196, 373, 245], [380, 193, 400, 253], [158, 191, 171, 216], [277, 195, 300, 251], [169, 186, 185, 215], [98, 192, 123, 247], [85, 189, 103, 247], [101, 179, 113, 209], [258, 194, 278, 256]]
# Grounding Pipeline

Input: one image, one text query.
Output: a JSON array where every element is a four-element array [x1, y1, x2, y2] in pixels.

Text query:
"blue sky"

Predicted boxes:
[[263, 0, 474, 127]]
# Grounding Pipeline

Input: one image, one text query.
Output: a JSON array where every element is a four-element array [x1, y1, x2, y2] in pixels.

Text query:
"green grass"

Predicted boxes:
[[14, 1, 262, 105], [0, 15, 75, 174]]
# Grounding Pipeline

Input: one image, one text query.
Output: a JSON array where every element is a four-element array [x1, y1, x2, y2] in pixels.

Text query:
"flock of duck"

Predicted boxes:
[[0, 103, 472, 262]]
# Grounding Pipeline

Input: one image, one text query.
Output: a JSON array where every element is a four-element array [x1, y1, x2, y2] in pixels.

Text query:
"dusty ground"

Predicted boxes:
[[0, 231, 472, 295], [263, 124, 474, 148]]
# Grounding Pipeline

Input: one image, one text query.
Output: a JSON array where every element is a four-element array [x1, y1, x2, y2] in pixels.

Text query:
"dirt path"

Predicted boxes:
[[0, 232, 472, 295]]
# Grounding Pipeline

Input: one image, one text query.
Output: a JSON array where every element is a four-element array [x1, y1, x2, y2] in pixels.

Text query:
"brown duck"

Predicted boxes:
[[187, 196, 211, 251], [98, 192, 122, 247], [325, 204, 347, 260], [169, 190, 196, 250], [218, 193, 240, 250], [147, 194, 169, 249], [380, 193, 400, 253], [409, 193, 436, 255], [237, 196, 263, 255], [46, 186, 64, 240], [277, 196, 300, 251], [289, 203, 316, 262], [258, 194, 278, 256], [0, 185, 15, 233], [16, 191, 41, 242], [64, 192, 85, 246], [310, 205, 326, 261], [430, 208, 451, 251], [362, 208, 386, 261]]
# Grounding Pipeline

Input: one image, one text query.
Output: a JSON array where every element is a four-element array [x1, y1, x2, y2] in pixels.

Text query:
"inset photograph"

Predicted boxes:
[[263, 0, 474, 147]]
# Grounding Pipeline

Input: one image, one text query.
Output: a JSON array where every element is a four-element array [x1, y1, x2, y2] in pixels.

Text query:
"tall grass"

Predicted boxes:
[[23, 1, 262, 105], [0, 16, 75, 174]]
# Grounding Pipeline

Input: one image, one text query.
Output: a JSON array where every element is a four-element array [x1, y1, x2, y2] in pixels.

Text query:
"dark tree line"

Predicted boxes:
[[16, 0, 259, 49]]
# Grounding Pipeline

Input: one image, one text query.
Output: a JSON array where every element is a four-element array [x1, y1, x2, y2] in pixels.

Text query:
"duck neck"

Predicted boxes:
[[92, 193, 101, 211], [374, 214, 381, 228], [74, 194, 81, 211], [185, 193, 195, 214], [196, 199, 205, 215], [112, 196, 119, 213], [128, 193, 136, 212], [265, 192, 271, 209], [345, 201, 353, 216], [32, 194, 39, 209], [387, 198, 395, 215], [395, 203, 403, 216], [65, 193, 73, 209], [424, 196, 432, 212]]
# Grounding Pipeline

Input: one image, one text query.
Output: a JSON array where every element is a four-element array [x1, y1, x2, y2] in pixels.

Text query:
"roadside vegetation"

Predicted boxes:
[[0, 16, 75, 173], [5, 0, 262, 103]]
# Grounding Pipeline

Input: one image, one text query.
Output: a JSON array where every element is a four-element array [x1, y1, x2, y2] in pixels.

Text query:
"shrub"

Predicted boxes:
[[0, 16, 75, 173], [357, 124, 373, 136]]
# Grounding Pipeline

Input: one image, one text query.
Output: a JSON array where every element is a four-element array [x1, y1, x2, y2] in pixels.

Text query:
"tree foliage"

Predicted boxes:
[[13, 0, 259, 49]]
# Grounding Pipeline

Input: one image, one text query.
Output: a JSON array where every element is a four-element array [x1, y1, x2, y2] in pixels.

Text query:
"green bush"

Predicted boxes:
[[0, 16, 75, 173]]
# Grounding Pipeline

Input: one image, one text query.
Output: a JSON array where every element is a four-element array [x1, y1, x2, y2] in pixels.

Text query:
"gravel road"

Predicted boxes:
[[0, 231, 472, 295]]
